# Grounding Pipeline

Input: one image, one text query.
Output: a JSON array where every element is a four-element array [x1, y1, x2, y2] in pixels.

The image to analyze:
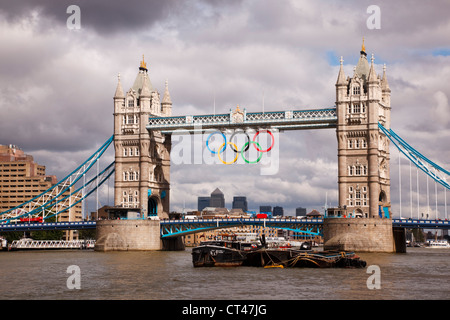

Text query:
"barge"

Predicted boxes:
[[191, 234, 264, 267], [192, 234, 366, 268], [243, 249, 366, 268]]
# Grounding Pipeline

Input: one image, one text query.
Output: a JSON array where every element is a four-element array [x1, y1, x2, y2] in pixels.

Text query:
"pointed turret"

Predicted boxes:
[[140, 73, 152, 98], [381, 64, 391, 107], [381, 64, 391, 92], [132, 55, 153, 97], [336, 56, 347, 85], [368, 53, 378, 83], [114, 73, 125, 98], [162, 80, 172, 104], [161, 80, 172, 116], [355, 38, 370, 81]]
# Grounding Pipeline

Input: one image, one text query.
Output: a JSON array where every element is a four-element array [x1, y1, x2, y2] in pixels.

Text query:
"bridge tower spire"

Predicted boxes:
[[335, 41, 391, 219], [325, 40, 398, 253], [112, 56, 171, 220]]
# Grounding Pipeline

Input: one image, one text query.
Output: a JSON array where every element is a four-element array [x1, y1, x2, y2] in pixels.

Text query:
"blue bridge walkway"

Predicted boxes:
[[1, 218, 449, 236]]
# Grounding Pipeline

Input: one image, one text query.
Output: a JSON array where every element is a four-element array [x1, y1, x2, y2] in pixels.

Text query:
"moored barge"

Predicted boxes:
[[191, 234, 263, 267], [243, 249, 366, 268], [192, 234, 366, 268]]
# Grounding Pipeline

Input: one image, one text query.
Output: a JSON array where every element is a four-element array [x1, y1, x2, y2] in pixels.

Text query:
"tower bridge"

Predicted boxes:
[[1, 41, 449, 253], [102, 40, 398, 252]]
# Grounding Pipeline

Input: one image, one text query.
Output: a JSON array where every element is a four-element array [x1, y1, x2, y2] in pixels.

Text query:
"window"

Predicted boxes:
[[353, 86, 360, 95], [127, 115, 134, 124], [363, 165, 368, 175], [128, 99, 134, 108], [354, 191, 361, 206], [355, 139, 360, 149], [356, 166, 361, 176], [348, 140, 353, 148], [349, 166, 354, 176], [135, 147, 140, 156], [348, 104, 352, 114], [353, 103, 361, 113], [123, 148, 128, 157], [362, 139, 367, 148]]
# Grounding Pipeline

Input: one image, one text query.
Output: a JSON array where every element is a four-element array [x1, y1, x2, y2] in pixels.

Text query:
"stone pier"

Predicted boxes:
[[323, 218, 399, 253], [95, 219, 161, 251]]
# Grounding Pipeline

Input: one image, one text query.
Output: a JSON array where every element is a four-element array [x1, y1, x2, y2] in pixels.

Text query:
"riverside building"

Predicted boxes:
[[0, 144, 82, 240]]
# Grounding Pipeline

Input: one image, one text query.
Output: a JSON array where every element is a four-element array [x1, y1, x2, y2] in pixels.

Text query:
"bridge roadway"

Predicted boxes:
[[1, 218, 449, 236]]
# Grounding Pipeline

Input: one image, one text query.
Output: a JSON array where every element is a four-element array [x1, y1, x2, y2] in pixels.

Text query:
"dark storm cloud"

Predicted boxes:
[[0, 0, 244, 35], [0, 0, 175, 33]]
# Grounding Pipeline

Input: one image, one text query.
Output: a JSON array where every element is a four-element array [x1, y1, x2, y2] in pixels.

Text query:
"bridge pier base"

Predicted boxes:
[[95, 219, 161, 251], [392, 227, 406, 253], [323, 218, 397, 253], [161, 237, 185, 251]]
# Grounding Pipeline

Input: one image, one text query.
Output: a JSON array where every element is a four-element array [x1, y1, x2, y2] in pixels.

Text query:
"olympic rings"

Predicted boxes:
[[241, 141, 263, 164], [205, 129, 274, 164], [217, 142, 239, 164], [206, 131, 227, 154], [253, 129, 275, 152], [229, 130, 250, 153]]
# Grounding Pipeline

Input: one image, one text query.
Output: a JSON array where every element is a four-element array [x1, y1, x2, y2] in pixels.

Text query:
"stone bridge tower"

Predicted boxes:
[[324, 41, 400, 253], [113, 56, 172, 219], [335, 40, 391, 219]]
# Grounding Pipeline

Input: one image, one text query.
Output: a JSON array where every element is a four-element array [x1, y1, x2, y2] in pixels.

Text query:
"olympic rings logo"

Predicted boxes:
[[206, 129, 275, 165]]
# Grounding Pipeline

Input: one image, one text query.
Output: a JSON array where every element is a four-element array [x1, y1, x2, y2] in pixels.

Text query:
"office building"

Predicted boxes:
[[0, 144, 82, 239], [197, 196, 210, 211], [210, 188, 225, 208], [296, 207, 307, 217], [259, 205, 272, 214], [273, 206, 284, 217], [232, 196, 248, 212]]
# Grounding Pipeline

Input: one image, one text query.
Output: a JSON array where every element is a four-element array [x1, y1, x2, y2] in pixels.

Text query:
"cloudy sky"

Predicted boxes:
[[1, 0, 449, 217]]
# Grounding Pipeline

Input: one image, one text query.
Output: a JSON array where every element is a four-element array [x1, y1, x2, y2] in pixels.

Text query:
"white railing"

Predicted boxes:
[[10, 239, 95, 250], [147, 108, 337, 130]]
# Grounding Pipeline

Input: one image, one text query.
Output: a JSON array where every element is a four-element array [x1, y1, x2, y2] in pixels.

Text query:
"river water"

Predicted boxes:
[[0, 247, 448, 300]]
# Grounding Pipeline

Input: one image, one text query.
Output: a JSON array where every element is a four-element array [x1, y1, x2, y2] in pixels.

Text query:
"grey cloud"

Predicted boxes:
[[0, 0, 171, 33]]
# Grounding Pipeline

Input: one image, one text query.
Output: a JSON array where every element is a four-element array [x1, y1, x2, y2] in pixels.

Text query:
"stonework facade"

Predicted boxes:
[[113, 57, 172, 219], [323, 218, 395, 252], [335, 42, 391, 219], [95, 219, 161, 251]]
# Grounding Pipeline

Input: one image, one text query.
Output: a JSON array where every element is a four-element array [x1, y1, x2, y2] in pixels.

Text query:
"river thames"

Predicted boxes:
[[0, 247, 448, 301]]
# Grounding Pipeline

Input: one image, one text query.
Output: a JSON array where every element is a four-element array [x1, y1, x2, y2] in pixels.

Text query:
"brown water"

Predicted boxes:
[[0, 247, 448, 300]]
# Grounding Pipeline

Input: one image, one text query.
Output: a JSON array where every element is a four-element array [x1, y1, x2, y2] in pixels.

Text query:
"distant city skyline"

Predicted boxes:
[[196, 188, 314, 216]]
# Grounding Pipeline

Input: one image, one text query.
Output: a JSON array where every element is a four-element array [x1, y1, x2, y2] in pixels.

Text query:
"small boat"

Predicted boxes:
[[191, 234, 264, 267], [426, 240, 450, 248]]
